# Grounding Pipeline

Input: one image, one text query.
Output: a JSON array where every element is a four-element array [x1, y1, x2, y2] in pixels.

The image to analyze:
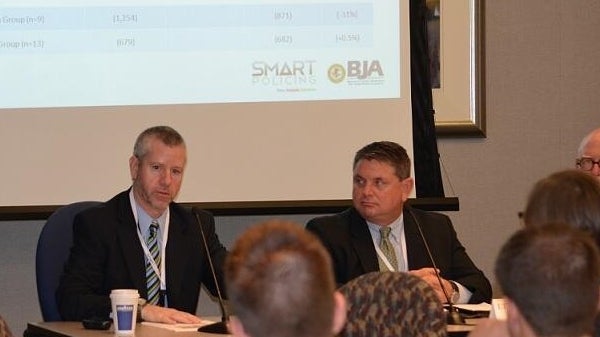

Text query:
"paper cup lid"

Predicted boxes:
[[110, 289, 139, 296]]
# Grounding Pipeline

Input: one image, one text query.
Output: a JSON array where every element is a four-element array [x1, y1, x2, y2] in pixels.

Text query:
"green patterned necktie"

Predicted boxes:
[[379, 226, 398, 271]]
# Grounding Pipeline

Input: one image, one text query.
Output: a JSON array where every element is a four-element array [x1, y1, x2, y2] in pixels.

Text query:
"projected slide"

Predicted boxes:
[[0, 0, 401, 109]]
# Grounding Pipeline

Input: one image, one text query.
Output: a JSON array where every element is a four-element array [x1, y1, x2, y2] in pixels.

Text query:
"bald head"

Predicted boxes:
[[576, 128, 600, 180]]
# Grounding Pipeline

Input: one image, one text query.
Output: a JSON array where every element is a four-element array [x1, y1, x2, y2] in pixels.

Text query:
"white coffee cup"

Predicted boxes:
[[110, 289, 140, 334]]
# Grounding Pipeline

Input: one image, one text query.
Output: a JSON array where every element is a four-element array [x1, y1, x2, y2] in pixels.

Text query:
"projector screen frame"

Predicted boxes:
[[0, 197, 459, 221]]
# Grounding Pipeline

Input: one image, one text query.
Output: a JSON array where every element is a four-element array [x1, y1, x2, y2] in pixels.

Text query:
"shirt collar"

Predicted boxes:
[[129, 187, 167, 235], [366, 213, 404, 240]]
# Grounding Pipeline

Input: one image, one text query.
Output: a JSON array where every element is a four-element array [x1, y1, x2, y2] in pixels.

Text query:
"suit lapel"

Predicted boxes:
[[348, 208, 380, 273], [116, 193, 147, 296], [164, 207, 189, 302], [403, 206, 430, 269]]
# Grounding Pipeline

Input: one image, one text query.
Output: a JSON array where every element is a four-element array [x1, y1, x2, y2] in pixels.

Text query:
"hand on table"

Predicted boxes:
[[141, 304, 203, 324], [409, 267, 455, 303]]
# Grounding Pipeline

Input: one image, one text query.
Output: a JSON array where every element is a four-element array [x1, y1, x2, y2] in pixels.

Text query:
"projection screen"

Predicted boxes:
[[0, 0, 413, 207]]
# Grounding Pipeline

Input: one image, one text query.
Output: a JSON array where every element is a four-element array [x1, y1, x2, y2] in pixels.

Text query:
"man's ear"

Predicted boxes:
[[505, 298, 529, 337], [331, 291, 347, 335], [129, 155, 139, 181], [229, 316, 249, 337], [401, 177, 414, 201]]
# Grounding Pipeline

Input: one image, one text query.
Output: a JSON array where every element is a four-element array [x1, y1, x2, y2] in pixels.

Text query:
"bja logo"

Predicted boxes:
[[347, 60, 383, 79]]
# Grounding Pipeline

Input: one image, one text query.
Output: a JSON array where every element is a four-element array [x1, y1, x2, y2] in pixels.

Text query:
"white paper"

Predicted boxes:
[[141, 320, 216, 332], [454, 302, 492, 313]]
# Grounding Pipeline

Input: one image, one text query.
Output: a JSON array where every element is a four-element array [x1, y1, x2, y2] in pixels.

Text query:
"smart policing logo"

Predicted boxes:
[[251, 60, 317, 92], [327, 60, 385, 85]]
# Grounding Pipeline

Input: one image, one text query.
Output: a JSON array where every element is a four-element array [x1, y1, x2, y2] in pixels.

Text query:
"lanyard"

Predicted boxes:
[[368, 216, 407, 272], [129, 191, 169, 293], [135, 212, 169, 292], [374, 243, 396, 272]]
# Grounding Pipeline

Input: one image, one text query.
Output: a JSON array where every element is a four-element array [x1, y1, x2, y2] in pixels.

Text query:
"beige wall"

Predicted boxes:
[[438, 0, 600, 294], [1, 0, 600, 334]]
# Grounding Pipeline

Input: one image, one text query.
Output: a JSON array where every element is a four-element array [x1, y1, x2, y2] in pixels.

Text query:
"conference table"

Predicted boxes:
[[447, 321, 478, 337], [25, 320, 477, 337], [25, 321, 223, 337]]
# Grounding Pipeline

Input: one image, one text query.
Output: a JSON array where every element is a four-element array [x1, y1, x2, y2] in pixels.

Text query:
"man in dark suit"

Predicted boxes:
[[306, 141, 491, 304], [57, 126, 228, 323]]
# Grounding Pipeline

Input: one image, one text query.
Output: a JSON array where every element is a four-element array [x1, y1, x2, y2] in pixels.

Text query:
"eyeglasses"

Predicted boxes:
[[576, 158, 600, 171]]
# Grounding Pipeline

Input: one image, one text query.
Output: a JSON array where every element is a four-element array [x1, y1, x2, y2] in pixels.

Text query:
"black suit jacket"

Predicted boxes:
[[57, 190, 228, 320], [306, 206, 492, 304]]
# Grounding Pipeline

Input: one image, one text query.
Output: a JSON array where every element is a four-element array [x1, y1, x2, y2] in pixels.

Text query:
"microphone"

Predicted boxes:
[[192, 207, 230, 334], [407, 208, 466, 325]]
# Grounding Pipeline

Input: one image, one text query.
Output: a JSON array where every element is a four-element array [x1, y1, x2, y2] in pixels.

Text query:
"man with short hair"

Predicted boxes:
[[57, 126, 228, 324], [576, 127, 600, 181], [225, 220, 346, 337], [469, 223, 600, 337], [307, 141, 491, 304]]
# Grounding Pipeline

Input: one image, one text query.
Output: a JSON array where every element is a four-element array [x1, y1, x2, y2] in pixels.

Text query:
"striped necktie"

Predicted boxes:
[[379, 226, 398, 271], [146, 220, 161, 305]]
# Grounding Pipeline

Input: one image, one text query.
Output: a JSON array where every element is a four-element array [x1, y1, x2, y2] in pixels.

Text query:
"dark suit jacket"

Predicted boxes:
[[57, 190, 228, 320], [306, 206, 492, 304]]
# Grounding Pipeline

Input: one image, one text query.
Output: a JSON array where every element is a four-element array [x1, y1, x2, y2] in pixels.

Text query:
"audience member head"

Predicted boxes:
[[523, 169, 600, 247], [352, 141, 414, 226], [577, 127, 600, 180], [225, 220, 346, 337], [496, 223, 600, 337], [129, 125, 187, 218]]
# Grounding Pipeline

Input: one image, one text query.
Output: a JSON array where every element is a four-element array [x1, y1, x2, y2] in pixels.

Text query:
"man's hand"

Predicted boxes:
[[141, 304, 203, 324], [409, 267, 454, 303]]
